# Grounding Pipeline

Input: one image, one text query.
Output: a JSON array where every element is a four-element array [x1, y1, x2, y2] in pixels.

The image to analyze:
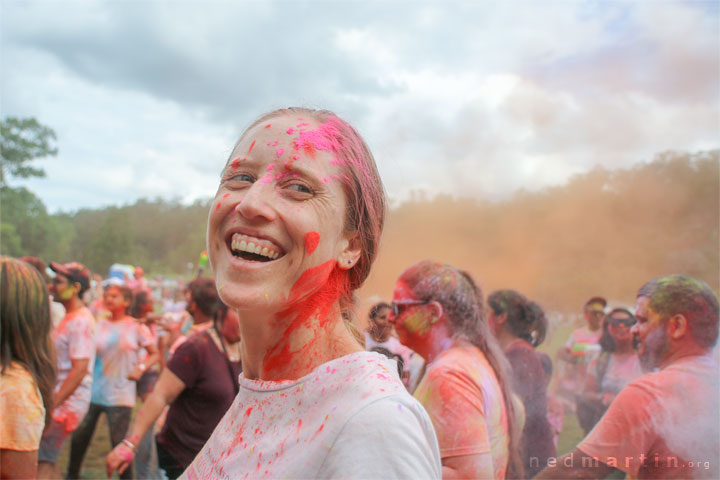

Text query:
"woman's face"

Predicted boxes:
[[208, 113, 357, 312], [389, 279, 434, 351], [608, 313, 635, 343]]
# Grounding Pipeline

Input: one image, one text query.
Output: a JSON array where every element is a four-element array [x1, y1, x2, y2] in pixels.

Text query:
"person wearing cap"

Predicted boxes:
[[37, 262, 97, 480]]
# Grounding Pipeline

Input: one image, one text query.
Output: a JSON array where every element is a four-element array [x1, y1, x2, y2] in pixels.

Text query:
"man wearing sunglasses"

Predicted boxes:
[[538, 274, 719, 479]]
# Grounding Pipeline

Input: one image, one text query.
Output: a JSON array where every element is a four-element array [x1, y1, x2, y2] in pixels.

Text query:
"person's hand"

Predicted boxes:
[[127, 365, 145, 381], [106, 441, 135, 477]]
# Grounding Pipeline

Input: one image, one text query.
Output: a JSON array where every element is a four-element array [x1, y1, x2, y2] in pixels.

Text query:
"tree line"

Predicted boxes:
[[1, 117, 717, 312]]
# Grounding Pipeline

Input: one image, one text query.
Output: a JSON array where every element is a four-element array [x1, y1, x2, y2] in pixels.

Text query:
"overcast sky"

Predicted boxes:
[[2, 0, 718, 213]]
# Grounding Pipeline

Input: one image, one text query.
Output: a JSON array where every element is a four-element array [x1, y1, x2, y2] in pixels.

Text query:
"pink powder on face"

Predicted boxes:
[[304, 232, 320, 255], [286, 128, 294, 134], [264, 124, 271, 129], [276, 148, 284, 157], [297, 122, 309, 128], [266, 164, 275, 172], [248, 140, 256, 154], [216, 202, 222, 211]]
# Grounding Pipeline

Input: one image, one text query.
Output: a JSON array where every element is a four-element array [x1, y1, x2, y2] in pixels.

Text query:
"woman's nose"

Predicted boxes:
[[234, 181, 278, 222]]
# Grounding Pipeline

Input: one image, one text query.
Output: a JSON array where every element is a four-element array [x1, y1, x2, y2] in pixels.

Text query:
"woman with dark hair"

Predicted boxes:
[[390, 261, 523, 479], [365, 301, 426, 391], [0, 256, 56, 479], [488, 289, 555, 477], [575, 307, 643, 434], [107, 300, 242, 479], [173, 108, 440, 478]]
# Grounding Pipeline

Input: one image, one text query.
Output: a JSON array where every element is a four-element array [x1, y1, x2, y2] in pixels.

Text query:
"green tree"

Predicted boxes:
[[0, 185, 53, 257], [1, 117, 57, 185]]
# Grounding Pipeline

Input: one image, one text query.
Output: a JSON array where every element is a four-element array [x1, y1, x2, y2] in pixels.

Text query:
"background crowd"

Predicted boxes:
[[2, 254, 717, 479]]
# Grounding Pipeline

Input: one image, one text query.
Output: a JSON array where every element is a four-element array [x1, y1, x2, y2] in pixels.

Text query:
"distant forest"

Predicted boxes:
[[2, 150, 717, 313]]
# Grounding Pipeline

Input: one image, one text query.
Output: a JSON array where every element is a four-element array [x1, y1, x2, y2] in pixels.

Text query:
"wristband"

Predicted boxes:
[[122, 438, 136, 451]]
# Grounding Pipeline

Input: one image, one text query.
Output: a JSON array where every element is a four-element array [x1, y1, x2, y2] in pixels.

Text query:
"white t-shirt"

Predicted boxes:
[[365, 333, 426, 392], [181, 351, 441, 479], [91, 317, 154, 407], [52, 306, 96, 430]]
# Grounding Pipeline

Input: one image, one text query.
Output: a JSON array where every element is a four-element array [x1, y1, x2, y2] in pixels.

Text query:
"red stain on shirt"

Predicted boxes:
[[304, 232, 320, 255]]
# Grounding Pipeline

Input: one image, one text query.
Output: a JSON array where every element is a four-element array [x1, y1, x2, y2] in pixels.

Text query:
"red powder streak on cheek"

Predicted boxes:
[[223, 193, 230, 199], [264, 124, 271, 129], [276, 148, 284, 157], [230, 157, 244, 170], [215, 202, 222, 211], [304, 232, 320, 255], [248, 140, 256, 154]]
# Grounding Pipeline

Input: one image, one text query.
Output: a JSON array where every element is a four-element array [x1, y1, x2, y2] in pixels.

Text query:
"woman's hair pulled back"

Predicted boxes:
[[399, 260, 524, 478], [488, 289, 547, 348]]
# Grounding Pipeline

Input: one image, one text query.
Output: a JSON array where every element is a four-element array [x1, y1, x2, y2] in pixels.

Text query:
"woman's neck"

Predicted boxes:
[[239, 306, 361, 381], [614, 340, 635, 355], [110, 310, 127, 321], [239, 265, 361, 381], [495, 325, 521, 351]]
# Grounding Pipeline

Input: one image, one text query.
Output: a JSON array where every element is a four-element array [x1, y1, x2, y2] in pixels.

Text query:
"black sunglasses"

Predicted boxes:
[[391, 299, 429, 317], [608, 316, 636, 327]]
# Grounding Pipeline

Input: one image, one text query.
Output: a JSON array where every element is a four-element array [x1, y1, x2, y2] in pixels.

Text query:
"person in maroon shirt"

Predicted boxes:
[[106, 299, 241, 479], [488, 289, 555, 477]]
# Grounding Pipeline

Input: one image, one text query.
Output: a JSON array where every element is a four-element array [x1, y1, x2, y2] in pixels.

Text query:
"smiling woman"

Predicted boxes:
[[182, 108, 441, 479]]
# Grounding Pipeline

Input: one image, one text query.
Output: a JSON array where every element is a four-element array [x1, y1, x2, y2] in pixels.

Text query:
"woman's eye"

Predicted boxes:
[[287, 183, 312, 194], [227, 173, 255, 183]]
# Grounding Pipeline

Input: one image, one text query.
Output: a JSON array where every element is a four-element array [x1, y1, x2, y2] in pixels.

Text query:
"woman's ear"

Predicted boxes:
[[337, 232, 361, 271]]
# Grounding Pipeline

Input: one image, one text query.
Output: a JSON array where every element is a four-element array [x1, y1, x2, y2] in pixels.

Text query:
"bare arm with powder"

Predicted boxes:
[[106, 368, 186, 477], [442, 453, 494, 479], [52, 357, 89, 408], [0, 449, 38, 479]]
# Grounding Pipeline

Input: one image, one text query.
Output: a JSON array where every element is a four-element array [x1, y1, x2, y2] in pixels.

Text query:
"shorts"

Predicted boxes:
[[38, 417, 72, 463], [137, 369, 160, 398]]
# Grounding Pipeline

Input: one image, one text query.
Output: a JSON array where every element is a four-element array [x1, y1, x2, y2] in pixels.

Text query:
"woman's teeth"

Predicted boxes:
[[231, 234, 281, 261]]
